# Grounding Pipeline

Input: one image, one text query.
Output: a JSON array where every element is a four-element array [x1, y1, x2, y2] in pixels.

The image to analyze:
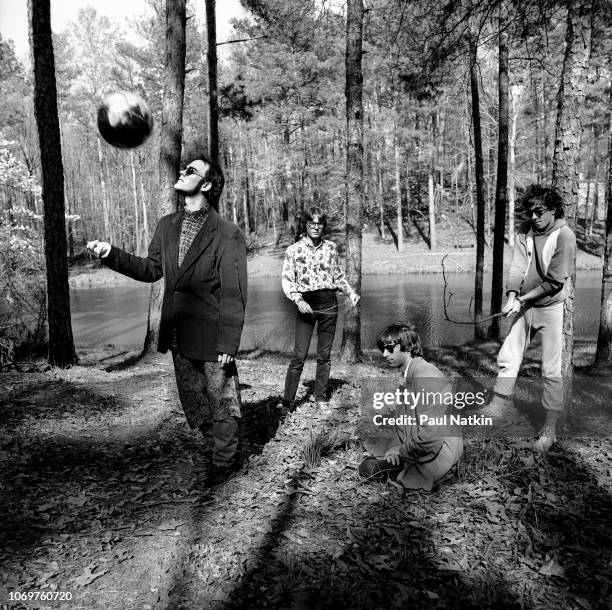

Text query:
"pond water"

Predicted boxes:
[[70, 270, 603, 354]]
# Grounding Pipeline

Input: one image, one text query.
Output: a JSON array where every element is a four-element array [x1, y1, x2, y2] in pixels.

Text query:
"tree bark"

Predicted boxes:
[[469, 36, 487, 340], [130, 150, 140, 254], [594, 81, 612, 366], [144, 0, 186, 354], [489, 28, 509, 340], [428, 172, 436, 250], [393, 129, 404, 252], [205, 0, 219, 166], [507, 83, 523, 248], [551, 0, 593, 380], [339, 0, 364, 363], [29, 0, 77, 367]]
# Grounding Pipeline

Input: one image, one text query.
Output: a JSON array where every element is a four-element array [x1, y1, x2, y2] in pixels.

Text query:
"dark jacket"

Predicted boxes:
[[103, 208, 247, 361]]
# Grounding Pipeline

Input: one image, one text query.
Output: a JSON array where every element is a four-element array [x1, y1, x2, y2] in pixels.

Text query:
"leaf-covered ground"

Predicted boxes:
[[1, 347, 612, 609]]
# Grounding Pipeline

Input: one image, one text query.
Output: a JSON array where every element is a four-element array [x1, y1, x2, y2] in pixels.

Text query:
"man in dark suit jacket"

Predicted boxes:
[[87, 155, 247, 486]]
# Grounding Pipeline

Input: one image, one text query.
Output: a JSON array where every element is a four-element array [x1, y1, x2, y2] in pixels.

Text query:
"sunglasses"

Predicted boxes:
[[380, 342, 399, 353], [530, 207, 550, 218], [307, 221, 325, 229], [180, 166, 206, 178]]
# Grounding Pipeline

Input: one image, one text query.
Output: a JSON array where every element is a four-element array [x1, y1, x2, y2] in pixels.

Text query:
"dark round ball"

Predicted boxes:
[[97, 91, 153, 149]]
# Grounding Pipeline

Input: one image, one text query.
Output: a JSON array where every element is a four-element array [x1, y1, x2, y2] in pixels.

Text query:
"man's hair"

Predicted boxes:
[[193, 153, 225, 209], [300, 207, 328, 236], [375, 322, 423, 358], [520, 184, 565, 218]]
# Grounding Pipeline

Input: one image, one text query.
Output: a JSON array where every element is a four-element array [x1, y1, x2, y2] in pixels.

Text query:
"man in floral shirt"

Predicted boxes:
[[280, 208, 360, 410]]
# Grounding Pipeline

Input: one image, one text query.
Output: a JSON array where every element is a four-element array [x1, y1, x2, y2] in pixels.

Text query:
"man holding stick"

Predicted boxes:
[[487, 185, 576, 453]]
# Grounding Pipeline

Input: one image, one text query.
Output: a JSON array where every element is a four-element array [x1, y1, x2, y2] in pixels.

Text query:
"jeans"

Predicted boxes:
[[284, 289, 339, 403]]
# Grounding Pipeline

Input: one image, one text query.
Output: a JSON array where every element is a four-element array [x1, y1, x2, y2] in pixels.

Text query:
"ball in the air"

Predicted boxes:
[[97, 91, 153, 149]]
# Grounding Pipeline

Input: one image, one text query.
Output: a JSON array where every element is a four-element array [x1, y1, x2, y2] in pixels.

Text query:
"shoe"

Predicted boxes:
[[276, 399, 295, 415], [209, 462, 241, 486], [315, 401, 331, 414], [359, 457, 401, 482]]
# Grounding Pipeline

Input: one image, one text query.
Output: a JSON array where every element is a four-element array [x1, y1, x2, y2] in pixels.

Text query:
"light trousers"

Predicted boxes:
[[494, 302, 564, 412]]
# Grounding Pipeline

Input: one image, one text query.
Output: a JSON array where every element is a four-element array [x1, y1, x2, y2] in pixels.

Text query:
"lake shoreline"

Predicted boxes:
[[70, 230, 602, 288]]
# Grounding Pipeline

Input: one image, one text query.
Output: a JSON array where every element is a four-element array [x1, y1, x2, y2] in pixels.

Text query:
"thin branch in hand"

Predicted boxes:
[[441, 255, 504, 325]]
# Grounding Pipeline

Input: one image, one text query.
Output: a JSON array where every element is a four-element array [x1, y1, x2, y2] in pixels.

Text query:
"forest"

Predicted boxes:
[[1, 0, 612, 608], [0, 0, 610, 364]]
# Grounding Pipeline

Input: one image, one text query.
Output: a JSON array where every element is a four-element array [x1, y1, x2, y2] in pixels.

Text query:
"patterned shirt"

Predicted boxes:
[[178, 208, 209, 267], [282, 236, 356, 303]]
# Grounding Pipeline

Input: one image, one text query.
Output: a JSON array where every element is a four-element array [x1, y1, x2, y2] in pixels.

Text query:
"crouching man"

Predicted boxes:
[[360, 323, 463, 491]]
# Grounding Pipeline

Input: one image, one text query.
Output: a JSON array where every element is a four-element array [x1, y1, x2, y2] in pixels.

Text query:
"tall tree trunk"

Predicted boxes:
[[590, 161, 599, 236], [339, 0, 364, 363], [507, 83, 523, 248], [594, 81, 612, 367], [393, 128, 404, 252], [96, 137, 110, 239], [139, 153, 150, 249], [205, 0, 219, 167], [130, 150, 140, 254], [29, 0, 77, 367], [489, 28, 509, 340], [428, 172, 436, 250], [376, 145, 385, 238], [144, 0, 186, 355], [551, 0, 593, 381], [469, 37, 487, 340]]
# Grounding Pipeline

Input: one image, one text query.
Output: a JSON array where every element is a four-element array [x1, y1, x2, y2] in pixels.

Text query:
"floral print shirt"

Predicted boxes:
[[282, 236, 356, 303]]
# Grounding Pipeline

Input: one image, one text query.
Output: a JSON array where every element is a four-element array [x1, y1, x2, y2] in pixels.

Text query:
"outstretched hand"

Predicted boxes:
[[87, 240, 111, 259]]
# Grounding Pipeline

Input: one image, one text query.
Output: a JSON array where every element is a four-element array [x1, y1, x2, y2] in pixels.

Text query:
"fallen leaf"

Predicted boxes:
[[539, 557, 565, 578], [73, 565, 108, 587]]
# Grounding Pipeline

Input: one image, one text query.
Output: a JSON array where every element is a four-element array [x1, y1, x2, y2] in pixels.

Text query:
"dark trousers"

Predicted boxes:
[[172, 351, 241, 467], [284, 289, 338, 403]]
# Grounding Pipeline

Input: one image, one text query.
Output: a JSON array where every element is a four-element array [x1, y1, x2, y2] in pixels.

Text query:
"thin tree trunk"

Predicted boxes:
[[96, 137, 110, 239], [377, 145, 385, 238], [489, 27, 509, 339], [29, 0, 76, 366], [428, 172, 436, 250], [205, 0, 219, 166], [130, 150, 140, 254], [139, 156, 150, 249], [551, 0, 593, 381], [393, 128, 404, 252], [469, 37, 487, 340], [144, 0, 186, 355], [590, 161, 599, 236], [594, 81, 612, 366], [508, 83, 523, 248], [339, 0, 364, 363]]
